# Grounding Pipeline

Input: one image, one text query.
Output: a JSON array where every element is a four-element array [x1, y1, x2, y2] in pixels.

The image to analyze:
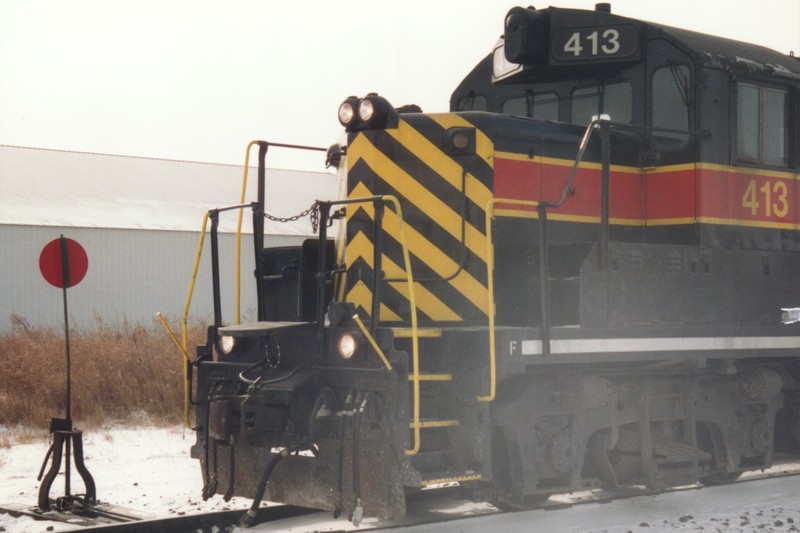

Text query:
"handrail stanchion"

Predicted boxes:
[[371, 202, 385, 336], [482, 198, 540, 402], [537, 205, 551, 356], [156, 312, 191, 427], [209, 210, 223, 328], [480, 119, 618, 383], [381, 195, 420, 455], [235, 141, 259, 325], [316, 202, 331, 358]]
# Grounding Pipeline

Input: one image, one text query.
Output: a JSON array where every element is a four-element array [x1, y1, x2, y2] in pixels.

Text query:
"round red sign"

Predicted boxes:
[[39, 237, 88, 288]]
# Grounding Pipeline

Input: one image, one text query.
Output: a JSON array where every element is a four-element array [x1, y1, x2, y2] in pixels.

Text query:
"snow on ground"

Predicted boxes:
[[0, 426, 799, 532], [398, 476, 800, 533], [0, 425, 250, 533]]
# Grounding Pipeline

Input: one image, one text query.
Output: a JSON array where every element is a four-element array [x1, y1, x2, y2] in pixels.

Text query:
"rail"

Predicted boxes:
[[6, 460, 798, 530]]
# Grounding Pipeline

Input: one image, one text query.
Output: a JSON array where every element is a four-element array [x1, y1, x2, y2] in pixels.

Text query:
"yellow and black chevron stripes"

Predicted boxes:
[[345, 185, 489, 319], [386, 116, 494, 208], [347, 135, 488, 259], [426, 113, 494, 165], [346, 231, 462, 321], [342, 116, 494, 323]]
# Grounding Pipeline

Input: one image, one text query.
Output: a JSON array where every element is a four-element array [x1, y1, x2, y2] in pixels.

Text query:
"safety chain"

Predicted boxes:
[[263, 201, 320, 232]]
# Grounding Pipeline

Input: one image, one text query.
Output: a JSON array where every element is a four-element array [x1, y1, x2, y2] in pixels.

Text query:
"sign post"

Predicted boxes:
[[36, 236, 96, 512]]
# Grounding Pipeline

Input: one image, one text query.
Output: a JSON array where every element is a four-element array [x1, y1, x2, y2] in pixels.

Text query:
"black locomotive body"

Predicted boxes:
[[188, 5, 800, 522]]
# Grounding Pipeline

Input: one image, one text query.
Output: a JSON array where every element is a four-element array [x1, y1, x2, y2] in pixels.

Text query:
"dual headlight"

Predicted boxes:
[[338, 94, 396, 132], [219, 332, 362, 361]]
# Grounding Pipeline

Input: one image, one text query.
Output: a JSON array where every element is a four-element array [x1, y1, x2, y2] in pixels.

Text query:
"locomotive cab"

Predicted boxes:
[[185, 4, 800, 524], [452, 4, 800, 329]]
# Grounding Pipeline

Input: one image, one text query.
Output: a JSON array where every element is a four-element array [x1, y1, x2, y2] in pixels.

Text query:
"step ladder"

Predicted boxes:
[[393, 327, 483, 487], [638, 387, 710, 488]]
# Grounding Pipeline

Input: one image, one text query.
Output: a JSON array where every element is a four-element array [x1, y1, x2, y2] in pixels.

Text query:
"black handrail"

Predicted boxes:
[[371, 203, 385, 335], [534, 119, 701, 353], [207, 203, 256, 328], [312, 195, 398, 357], [254, 143, 268, 320], [533, 118, 610, 355], [253, 141, 327, 322], [316, 202, 331, 356]]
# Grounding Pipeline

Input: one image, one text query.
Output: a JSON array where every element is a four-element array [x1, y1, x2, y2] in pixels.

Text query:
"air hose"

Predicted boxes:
[[239, 445, 297, 528], [351, 392, 370, 526]]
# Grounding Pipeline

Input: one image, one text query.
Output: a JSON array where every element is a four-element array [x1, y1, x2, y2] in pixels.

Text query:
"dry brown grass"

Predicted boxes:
[[0, 320, 206, 431]]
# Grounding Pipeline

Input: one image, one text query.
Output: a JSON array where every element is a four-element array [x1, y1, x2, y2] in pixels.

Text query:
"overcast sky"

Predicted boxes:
[[1, 0, 798, 171]]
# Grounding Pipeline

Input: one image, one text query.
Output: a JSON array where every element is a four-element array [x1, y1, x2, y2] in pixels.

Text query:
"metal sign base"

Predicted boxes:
[[36, 417, 96, 512]]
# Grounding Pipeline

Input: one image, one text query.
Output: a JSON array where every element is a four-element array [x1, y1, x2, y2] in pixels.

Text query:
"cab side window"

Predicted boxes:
[[737, 83, 788, 167], [457, 92, 487, 112], [570, 82, 632, 125], [502, 92, 559, 121], [652, 64, 690, 149]]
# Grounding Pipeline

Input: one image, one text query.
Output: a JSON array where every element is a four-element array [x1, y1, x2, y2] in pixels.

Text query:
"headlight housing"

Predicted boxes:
[[337, 94, 399, 132]]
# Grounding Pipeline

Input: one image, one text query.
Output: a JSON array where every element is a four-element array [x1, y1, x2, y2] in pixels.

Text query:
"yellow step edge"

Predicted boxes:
[[410, 419, 459, 429], [420, 473, 482, 487], [409, 373, 452, 382], [392, 328, 443, 338]]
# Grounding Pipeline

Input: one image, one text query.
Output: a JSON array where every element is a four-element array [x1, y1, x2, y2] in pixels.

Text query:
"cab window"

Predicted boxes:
[[652, 64, 690, 149], [570, 82, 632, 125], [502, 92, 559, 121], [457, 92, 487, 112], [737, 83, 788, 166]]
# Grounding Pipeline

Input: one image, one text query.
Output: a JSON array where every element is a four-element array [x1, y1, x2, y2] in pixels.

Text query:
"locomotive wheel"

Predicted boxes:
[[491, 492, 549, 512], [488, 428, 550, 511], [698, 471, 742, 485], [695, 423, 742, 486]]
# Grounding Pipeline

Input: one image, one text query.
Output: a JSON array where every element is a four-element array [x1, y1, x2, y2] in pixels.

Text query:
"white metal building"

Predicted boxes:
[[0, 145, 336, 333]]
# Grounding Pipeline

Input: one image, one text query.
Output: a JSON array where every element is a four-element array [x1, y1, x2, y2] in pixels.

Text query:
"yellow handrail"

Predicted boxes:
[[480, 197, 540, 402], [155, 312, 191, 427], [381, 196, 420, 455], [155, 211, 210, 428], [183, 212, 210, 347], [340, 194, 421, 454], [382, 195, 421, 456], [159, 186, 420, 443], [157, 140, 277, 427], [351, 314, 392, 371]]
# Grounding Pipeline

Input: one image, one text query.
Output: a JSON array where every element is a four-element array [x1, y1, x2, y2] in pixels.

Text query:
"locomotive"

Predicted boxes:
[[185, 4, 800, 524]]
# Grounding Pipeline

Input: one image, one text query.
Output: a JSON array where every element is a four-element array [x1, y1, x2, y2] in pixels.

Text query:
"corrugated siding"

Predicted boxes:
[[0, 145, 336, 234], [0, 145, 336, 332], [1, 225, 302, 333]]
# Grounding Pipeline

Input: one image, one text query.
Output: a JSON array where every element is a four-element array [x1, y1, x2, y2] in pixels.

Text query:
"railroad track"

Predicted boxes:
[[542, 455, 800, 509], [3, 458, 799, 532], [0, 502, 316, 532]]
